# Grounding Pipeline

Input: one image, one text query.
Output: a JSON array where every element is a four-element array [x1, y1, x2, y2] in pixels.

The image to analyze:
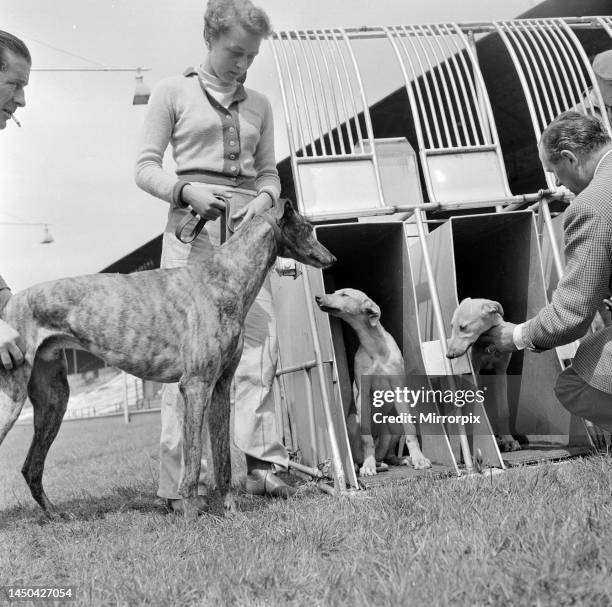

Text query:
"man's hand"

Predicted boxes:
[[0, 318, 25, 370], [477, 321, 518, 354], [182, 185, 231, 220], [231, 192, 274, 230]]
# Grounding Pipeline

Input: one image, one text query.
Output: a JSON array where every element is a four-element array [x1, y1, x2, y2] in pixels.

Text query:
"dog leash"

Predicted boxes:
[[175, 196, 230, 244]]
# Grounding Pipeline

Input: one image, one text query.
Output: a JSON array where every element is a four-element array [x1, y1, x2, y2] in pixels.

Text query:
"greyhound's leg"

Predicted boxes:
[[178, 374, 213, 520], [388, 399, 431, 470], [0, 364, 30, 445], [483, 370, 520, 452], [22, 353, 69, 518], [355, 381, 376, 476], [209, 373, 235, 514]]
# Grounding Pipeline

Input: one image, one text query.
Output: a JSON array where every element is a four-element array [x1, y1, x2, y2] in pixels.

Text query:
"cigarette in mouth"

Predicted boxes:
[[11, 114, 21, 127]]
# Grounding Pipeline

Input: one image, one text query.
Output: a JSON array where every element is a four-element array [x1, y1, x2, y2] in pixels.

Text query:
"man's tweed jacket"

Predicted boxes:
[[524, 149, 612, 393]]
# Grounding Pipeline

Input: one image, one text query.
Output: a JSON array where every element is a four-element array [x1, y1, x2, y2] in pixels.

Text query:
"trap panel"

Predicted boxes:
[[407, 210, 591, 469]]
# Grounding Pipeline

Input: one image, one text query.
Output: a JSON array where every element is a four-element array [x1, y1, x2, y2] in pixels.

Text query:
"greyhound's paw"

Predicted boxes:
[[223, 492, 237, 516], [359, 456, 377, 477], [498, 436, 521, 452], [44, 508, 67, 522], [383, 455, 408, 467], [174, 495, 209, 520], [411, 454, 432, 470]]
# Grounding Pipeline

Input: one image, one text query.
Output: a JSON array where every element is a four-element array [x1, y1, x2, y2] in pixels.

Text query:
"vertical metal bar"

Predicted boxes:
[[318, 29, 347, 156], [413, 208, 474, 471], [545, 22, 586, 110], [540, 198, 565, 281], [382, 25, 432, 194], [338, 28, 386, 205], [446, 24, 489, 146], [552, 19, 595, 108], [303, 368, 319, 466], [512, 23, 556, 123], [493, 21, 545, 143], [284, 36, 317, 156], [301, 269, 347, 491], [557, 18, 612, 137], [530, 19, 573, 114], [597, 16, 612, 38], [122, 371, 131, 424], [437, 24, 480, 146], [402, 24, 444, 148], [383, 26, 431, 152], [271, 35, 304, 155], [503, 22, 549, 134], [304, 30, 337, 156], [394, 25, 434, 147], [412, 24, 453, 148], [466, 30, 489, 145], [295, 30, 328, 155], [453, 24, 512, 195], [270, 35, 306, 209], [425, 23, 462, 147], [331, 28, 361, 153]]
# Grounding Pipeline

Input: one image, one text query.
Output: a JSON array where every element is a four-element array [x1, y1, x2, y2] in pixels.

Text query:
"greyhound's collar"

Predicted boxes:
[[260, 213, 284, 246]]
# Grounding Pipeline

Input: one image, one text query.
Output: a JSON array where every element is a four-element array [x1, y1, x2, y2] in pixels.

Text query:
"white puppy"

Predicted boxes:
[[316, 288, 431, 476]]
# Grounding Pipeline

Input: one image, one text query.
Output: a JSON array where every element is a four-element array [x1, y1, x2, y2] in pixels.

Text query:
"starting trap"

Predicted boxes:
[[268, 16, 611, 491]]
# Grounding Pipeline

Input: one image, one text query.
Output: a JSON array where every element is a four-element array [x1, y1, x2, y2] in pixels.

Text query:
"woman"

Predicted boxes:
[[135, 0, 293, 513]]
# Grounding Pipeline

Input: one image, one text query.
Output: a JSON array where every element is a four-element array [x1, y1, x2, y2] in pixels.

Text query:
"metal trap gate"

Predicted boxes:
[[269, 16, 612, 492]]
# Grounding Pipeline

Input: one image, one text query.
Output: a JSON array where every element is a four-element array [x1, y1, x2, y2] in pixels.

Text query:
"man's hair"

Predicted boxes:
[[203, 0, 272, 44], [541, 111, 611, 162], [0, 30, 31, 70]]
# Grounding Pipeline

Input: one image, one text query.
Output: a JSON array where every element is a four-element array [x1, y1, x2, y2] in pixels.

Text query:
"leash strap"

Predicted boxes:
[[174, 196, 229, 244], [175, 210, 207, 244]]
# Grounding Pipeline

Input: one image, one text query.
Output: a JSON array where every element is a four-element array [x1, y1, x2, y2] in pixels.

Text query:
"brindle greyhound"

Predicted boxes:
[[0, 200, 335, 520]]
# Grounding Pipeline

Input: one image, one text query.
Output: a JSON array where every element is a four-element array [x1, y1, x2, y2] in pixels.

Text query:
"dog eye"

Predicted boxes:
[[459, 324, 467, 331]]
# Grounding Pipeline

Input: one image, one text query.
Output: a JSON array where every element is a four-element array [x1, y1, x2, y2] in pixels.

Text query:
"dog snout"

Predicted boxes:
[[446, 340, 466, 359], [316, 247, 336, 269]]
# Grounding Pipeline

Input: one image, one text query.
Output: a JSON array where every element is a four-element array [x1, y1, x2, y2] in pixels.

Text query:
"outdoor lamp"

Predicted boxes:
[[133, 68, 151, 105]]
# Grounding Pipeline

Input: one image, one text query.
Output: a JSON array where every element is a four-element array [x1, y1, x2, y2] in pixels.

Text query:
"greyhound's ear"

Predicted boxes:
[[270, 198, 295, 222], [482, 300, 504, 318], [362, 299, 381, 326]]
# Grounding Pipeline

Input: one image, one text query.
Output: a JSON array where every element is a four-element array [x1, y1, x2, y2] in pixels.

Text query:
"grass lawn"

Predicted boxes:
[[1, 413, 612, 606]]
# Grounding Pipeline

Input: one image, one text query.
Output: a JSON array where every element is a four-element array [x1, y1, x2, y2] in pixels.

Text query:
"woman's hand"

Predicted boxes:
[[182, 185, 232, 220], [231, 192, 274, 229]]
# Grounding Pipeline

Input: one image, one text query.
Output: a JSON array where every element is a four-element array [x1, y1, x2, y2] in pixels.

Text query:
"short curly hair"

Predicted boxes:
[[203, 0, 273, 44], [541, 111, 611, 162]]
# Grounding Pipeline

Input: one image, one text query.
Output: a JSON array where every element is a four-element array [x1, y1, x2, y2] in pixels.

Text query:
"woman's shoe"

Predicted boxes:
[[245, 469, 296, 498]]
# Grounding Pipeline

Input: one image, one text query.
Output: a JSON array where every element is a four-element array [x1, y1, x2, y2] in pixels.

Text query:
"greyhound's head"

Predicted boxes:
[[315, 288, 381, 328], [268, 199, 336, 269], [446, 298, 504, 359]]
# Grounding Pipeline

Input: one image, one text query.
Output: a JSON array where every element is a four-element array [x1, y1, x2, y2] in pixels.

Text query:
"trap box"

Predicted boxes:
[[271, 220, 458, 489], [410, 210, 592, 467]]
